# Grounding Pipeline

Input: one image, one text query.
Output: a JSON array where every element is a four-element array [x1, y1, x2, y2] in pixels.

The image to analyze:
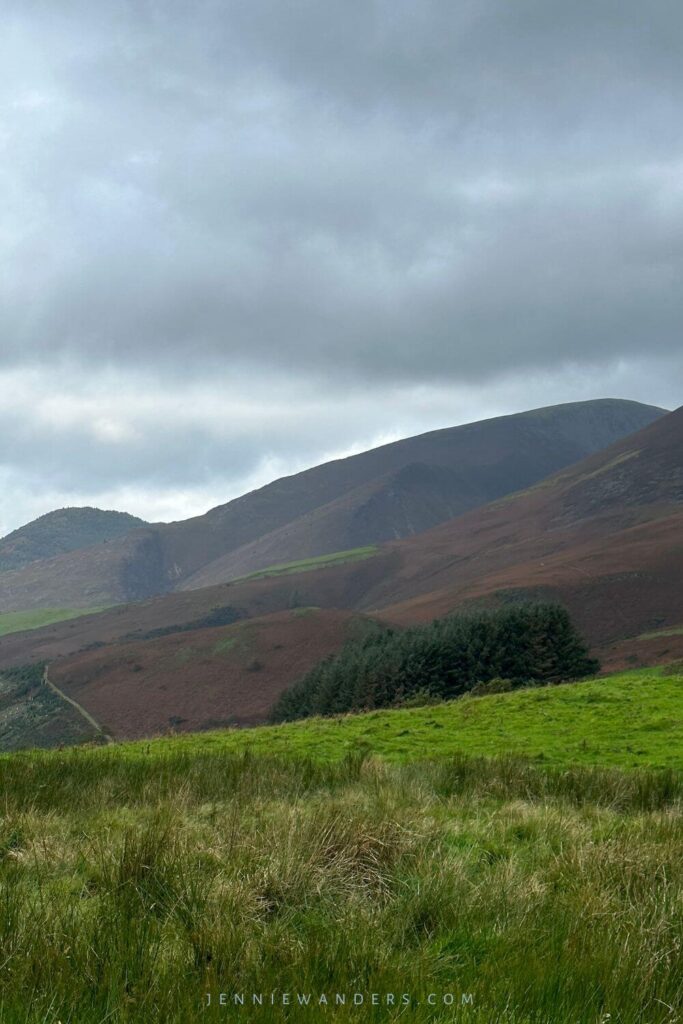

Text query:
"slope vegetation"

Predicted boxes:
[[0, 606, 110, 638], [1, 404, 680, 745], [272, 603, 597, 721], [178, 398, 666, 589], [0, 663, 100, 751]]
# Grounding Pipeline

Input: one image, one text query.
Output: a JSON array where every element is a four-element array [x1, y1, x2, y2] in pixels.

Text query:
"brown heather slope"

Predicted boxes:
[[48, 608, 370, 739], [178, 461, 503, 590], [0, 530, 160, 613], [0, 549, 394, 744], [0, 399, 664, 613]]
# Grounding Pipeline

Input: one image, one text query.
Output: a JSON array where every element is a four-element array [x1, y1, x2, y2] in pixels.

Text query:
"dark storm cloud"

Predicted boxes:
[[2, 0, 682, 383]]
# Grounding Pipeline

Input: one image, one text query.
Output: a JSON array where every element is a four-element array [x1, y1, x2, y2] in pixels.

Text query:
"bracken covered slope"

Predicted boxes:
[[47, 608, 373, 739]]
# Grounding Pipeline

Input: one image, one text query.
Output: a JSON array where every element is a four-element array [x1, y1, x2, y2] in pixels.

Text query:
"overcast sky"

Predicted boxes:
[[1, 1, 682, 535]]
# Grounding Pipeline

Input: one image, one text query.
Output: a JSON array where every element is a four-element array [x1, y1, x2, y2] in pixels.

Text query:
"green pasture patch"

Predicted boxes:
[[0, 606, 109, 637], [212, 636, 238, 654], [95, 666, 683, 771], [231, 546, 378, 582]]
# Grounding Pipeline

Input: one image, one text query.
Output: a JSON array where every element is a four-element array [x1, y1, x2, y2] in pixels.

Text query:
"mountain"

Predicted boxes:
[[0, 507, 148, 573], [169, 397, 667, 590], [0, 399, 665, 613], [0, 404, 681, 745]]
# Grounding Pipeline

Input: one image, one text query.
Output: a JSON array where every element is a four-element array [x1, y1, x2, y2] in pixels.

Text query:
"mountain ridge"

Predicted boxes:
[[0, 398, 666, 613]]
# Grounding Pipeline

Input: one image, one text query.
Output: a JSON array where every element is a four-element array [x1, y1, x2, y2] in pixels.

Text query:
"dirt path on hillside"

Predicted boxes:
[[43, 665, 113, 743]]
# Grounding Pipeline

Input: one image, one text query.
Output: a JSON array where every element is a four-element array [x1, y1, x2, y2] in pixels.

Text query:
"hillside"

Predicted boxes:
[[365, 405, 683, 665], [47, 608, 375, 739], [176, 397, 667, 589], [0, 545, 397, 670], [0, 606, 110, 637], [0, 663, 101, 752], [0, 506, 147, 573], [0, 399, 664, 613]]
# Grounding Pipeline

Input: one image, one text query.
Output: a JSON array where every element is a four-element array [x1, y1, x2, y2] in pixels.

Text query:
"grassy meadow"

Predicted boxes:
[[1, 666, 683, 1022], [120, 666, 683, 769]]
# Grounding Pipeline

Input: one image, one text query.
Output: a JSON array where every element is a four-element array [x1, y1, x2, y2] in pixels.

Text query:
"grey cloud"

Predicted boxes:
[[1, 0, 682, 385], [0, 1, 681, 532]]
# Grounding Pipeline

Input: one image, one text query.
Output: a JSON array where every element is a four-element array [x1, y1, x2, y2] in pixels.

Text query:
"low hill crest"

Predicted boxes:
[[0, 506, 149, 574]]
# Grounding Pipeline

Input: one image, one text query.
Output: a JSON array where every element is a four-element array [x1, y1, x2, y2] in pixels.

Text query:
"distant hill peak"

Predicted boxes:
[[0, 506, 148, 573]]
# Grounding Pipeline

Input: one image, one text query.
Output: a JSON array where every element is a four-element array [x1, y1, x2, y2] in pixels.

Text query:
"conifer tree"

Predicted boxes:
[[270, 602, 599, 722]]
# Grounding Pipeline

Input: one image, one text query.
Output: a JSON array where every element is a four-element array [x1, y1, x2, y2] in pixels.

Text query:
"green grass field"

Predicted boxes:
[[231, 545, 378, 582], [1, 667, 683, 1022], [112, 667, 683, 770], [0, 605, 108, 637]]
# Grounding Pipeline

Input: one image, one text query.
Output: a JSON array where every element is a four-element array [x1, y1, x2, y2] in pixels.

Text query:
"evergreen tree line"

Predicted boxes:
[[270, 603, 599, 722]]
